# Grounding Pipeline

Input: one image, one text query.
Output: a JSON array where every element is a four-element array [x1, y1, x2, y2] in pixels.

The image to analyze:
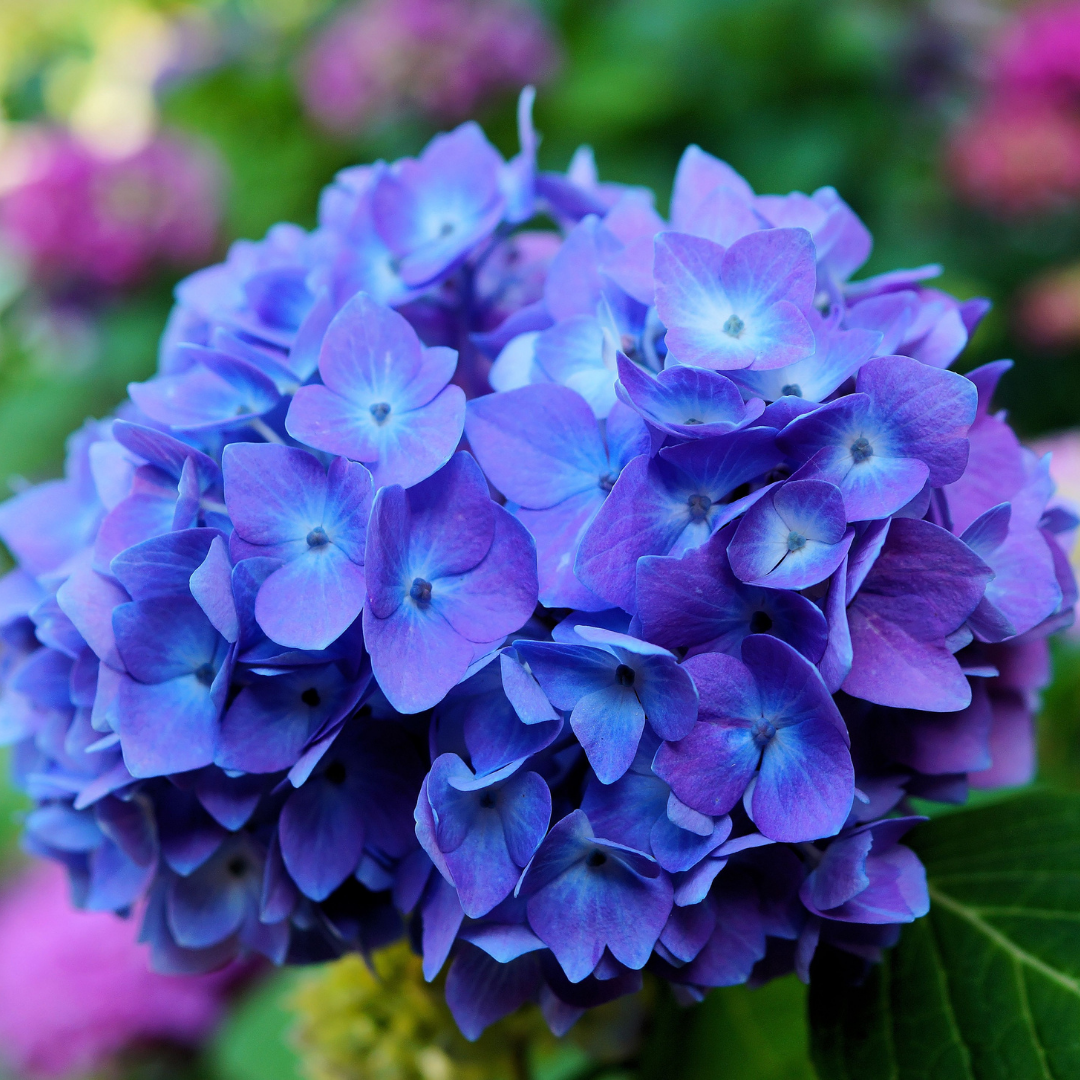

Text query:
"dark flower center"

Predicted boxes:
[[723, 314, 745, 338], [782, 384, 802, 398], [227, 856, 250, 878], [684, 417, 704, 425], [749, 610, 773, 633], [370, 402, 391, 424], [194, 663, 216, 687], [586, 850, 608, 868], [439, 221, 455, 237], [850, 436, 874, 463], [598, 472, 617, 493], [325, 760, 347, 785], [479, 792, 496, 809], [410, 578, 433, 606], [786, 531, 807, 552], [307, 526, 330, 548], [615, 664, 635, 687], [301, 687, 321, 707], [688, 493, 712, 520], [751, 718, 777, 747]]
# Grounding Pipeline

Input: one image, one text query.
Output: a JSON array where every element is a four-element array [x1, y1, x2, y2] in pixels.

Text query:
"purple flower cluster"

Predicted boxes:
[[0, 95, 1072, 1039]]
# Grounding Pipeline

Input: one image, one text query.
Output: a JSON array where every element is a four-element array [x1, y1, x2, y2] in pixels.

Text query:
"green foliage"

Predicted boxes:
[[0, 291, 167, 484], [809, 791, 1080, 1079], [1037, 640, 1080, 793], [0, 746, 27, 871], [206, 970, 305, 1080], [161, 67, 357, 242], [639, 976, 814, 1080]]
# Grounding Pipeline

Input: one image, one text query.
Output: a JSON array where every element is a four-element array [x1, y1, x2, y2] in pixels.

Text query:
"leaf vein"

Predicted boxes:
[[929, 885, 1080, 1000], [1015, 958, 1057, 1080], [925, 910, 976, 1080]]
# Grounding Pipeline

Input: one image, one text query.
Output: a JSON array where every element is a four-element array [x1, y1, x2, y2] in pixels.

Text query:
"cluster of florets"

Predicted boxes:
[[0, 93, 1073, 1039]]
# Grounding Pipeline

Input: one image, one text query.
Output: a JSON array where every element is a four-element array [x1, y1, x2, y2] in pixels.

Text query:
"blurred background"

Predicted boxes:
[[1, 1, 1079, 1078]]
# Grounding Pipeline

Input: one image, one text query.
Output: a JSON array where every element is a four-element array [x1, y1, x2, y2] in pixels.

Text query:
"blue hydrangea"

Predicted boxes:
[[0, 91, 1074, 1037]]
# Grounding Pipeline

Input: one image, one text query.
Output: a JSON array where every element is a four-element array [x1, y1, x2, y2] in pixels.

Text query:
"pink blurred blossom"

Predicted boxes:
[[946, 2, 1080, 213], [299, 0, 558, 135], [0, 128, 222, 291], [1016, 262, 1080, 348], [990, 0, 1080, 104], [0, 862, 235, 1078], [947, 97, 1080, 213]]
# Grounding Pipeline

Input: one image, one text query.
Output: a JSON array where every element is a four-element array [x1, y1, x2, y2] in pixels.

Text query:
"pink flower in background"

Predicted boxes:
[[948, 97, 1080, 212], [991, 0, 1080, 104], [1017, 262, 1080, 348], [299, 0, 558, 135], [0, 862, 236, 1078], [0, 128, 222, 291], [946, 1, 1080, 213]]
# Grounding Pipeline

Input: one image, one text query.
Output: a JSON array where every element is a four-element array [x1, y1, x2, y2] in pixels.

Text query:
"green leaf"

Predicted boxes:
[[205, 970, 305, 1080], [810, 791, 1080, 1079], [637, 975, 813, 1080]]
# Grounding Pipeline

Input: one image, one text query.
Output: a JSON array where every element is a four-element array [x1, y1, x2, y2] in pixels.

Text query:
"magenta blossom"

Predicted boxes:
[[0, 862, 239, 1078], [0, 127, 221, 290], [299, 0, 558, 134]]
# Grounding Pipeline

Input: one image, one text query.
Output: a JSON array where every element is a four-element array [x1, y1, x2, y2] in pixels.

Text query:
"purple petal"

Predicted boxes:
[[653, 655, 762, 815], [753, 716, 854, 842], [818, 560, 852, 694], [631, 653, 699, 742], [616, 355, 763, 438], [223, 443, 327, 545], [432, 505, 537, 644], [364, 484, 411, 619], [533, 316, 618, 418], [255, 545, 366, 650], [512, 641, 618, 709], [843, 518, 991, 711], [500, 649, 559, 725], [465, 384, 610, 508], [522, 811, 672, 982], [446, 945, 544, 1040], [516, 492, 611, 610], [721, 227, 816, 314], [571, 685, 646, 785], [55, 562, 128, 669], [407, 453, 496, 579], [855, 355, 977, 486], [217, 664, 360, 773], [322, 456, 373, 564], [189, 536, 238, 643], [365, 600, 475, 714], [654, 232, 753, 370], [670, 146, 755, 229], [117, 673, 219, 778], [728, 480, 853, 589], [634, 526, 829, 662], [280, 781, 365, 901], [110, 528, 222, 602]]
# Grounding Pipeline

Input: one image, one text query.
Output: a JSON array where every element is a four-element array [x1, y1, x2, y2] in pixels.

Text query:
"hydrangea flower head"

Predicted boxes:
[[0, 96, 1071, 1042]]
